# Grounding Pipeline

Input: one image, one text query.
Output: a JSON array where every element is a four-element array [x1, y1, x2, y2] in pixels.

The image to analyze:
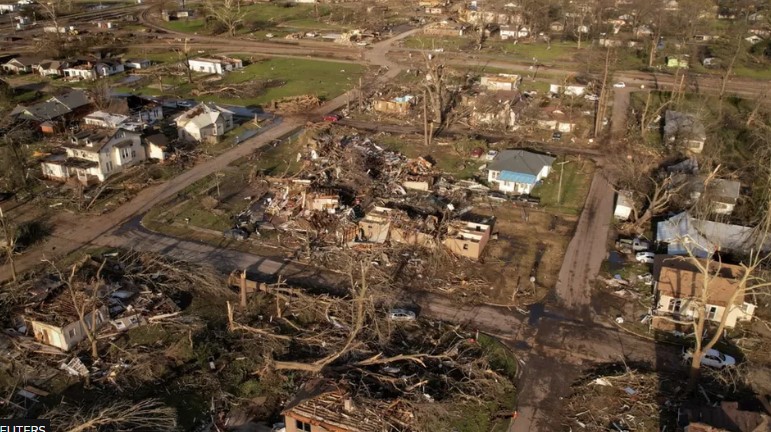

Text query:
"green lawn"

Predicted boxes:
[[165, 18, 206, 33], [531, 157, 595, 214], [202, 58, 365, 106], [112, 58, 363, 106]]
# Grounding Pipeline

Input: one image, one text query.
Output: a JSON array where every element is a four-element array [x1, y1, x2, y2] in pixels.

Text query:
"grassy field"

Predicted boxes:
[[203, 58, 364, 106], [402, 37, 579, 63], [531, 157, 595, 215], [161, 4, 336, 35], [165, 18, 206, 33], [113, 58, 364, 107]]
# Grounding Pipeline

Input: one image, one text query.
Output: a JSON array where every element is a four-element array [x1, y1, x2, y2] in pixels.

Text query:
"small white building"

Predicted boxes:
[[480, 73, 521, 91], [188, 57, 244, 75], [124, 59, 151, 69], [83, 110, 129, 129], [487, 149, 555, 194], [549, 84, 587, 96], [614, 191, 634, 220], [41, 129, 147, 184]]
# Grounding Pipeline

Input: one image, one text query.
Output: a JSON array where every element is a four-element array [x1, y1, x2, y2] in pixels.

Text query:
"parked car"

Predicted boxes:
[[388, 309, 416, 321], [584, 94, 599, 101], [488, 191, 509, 202], [223, 228, 249, 241], [635, 251, 655, 264], [516, 195, 541, 205], [271, 423, 286, 432], [323, 114, 341, 122], [618, 237, 650, 251], [683, 348, 736, 369], [613, 82, 626, 88], [551, 131, 562, 141]]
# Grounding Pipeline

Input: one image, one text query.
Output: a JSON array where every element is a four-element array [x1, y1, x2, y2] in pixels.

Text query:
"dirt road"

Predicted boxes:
[[553, 172, 614, 315]]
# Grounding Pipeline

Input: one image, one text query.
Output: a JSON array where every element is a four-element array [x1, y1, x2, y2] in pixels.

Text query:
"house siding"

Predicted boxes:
[[655, 294, 752, 329], [30, 306, 108, 351]]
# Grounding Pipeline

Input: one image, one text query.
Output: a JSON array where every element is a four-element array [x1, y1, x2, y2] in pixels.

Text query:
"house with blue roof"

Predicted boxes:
[[486, 150, 556, 194]]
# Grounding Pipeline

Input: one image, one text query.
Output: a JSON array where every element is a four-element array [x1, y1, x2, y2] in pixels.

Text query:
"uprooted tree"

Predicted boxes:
[[225, 260, 515, 426], [43, 399, 177, 432]]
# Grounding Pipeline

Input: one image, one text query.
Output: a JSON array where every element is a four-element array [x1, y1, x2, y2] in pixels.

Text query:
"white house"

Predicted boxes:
[[487, 149, 555, 194], [174, 102, 235, 143], [63, 60, 124, 81], [37, 60, 68, 77], [2, 57, 41, 74], [499, 25, 518, 40], [188, 57, 243, 75], [41, 129, 147, 184], [653, 257, 754, 329], [83, 110, 129, 129], [614, 191, 634, 220]]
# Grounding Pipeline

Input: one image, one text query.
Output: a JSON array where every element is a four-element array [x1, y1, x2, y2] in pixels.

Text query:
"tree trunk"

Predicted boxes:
[[686, 355, 701, 393]]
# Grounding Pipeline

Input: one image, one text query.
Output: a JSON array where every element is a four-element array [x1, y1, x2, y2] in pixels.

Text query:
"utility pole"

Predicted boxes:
[[358, 77, 363, 112], [423, 89, 429, 147], [556, 160, 572, 206]]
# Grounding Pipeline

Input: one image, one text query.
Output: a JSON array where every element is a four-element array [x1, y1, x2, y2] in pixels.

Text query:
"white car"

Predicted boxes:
[[388, 309, 416, 321], [683, 348, 736, 369], [613, 82, 626, 88], [635, 252, 655, 264], [584, 94, 599, 101]]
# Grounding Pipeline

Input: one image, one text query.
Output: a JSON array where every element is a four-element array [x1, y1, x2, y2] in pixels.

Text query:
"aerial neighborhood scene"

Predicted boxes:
[[1, 0, 771, 429]]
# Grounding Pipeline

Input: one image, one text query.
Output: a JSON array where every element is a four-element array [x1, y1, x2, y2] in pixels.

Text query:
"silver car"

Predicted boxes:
[[388, 309, 416, 321]]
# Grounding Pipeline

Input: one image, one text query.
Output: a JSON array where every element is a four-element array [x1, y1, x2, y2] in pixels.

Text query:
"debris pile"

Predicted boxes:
[[564, 365, 679, 431]]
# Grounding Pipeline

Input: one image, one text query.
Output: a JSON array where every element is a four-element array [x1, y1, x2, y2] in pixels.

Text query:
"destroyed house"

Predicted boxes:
[[480, 73, 521, 92], [10, 89, 91, 131], [175, 102, 235, 143], [652, 256, 754, 329], [373, 95, 415, 115], [24, 286, 108, 352], [283, 380, 413, 432], [305, 190, 340, 213], [389, 208, 438, 248], [462, 91, 522, 129], [443, 213, 495, 260], [664, 111, 706, 153]]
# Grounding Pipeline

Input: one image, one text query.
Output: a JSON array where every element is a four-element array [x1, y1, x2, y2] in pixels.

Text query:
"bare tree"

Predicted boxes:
[[205, 0, 245, 37], [679, 226, 771, 391], [46, 258, 107, 362]]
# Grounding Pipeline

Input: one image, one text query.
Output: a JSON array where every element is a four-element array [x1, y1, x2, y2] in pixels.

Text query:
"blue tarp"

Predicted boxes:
[[498, 170, 537, 184]]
